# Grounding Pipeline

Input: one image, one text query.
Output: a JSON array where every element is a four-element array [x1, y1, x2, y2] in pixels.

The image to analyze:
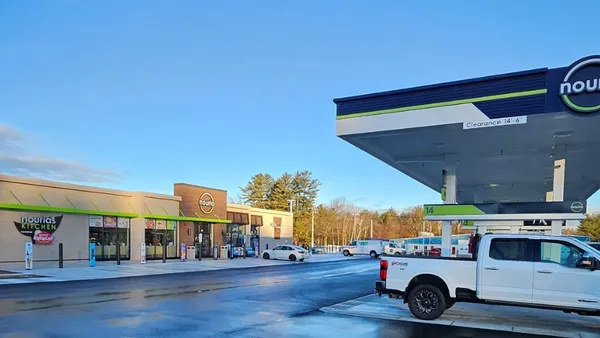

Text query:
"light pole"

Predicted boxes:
[[370, 219, 373, 239]]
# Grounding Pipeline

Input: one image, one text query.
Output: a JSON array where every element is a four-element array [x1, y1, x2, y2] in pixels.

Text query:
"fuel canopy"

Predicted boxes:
[[334, 56, 600, 204]]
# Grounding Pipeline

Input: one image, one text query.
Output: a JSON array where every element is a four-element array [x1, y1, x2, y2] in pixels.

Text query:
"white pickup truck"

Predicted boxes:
[[375, 234, 600, 320]]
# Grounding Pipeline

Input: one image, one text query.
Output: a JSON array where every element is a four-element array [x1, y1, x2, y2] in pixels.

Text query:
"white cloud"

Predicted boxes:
[[0, 123, 120, 183], [0, 123, 25, 148]]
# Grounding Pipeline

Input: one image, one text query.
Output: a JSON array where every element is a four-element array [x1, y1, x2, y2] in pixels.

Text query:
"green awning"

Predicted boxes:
[[0, 203, 138, 218], [141, 214, 231, 224]]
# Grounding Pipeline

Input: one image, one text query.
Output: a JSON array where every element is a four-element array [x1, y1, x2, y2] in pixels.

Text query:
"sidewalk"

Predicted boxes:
[[0, 253, 366, 285]]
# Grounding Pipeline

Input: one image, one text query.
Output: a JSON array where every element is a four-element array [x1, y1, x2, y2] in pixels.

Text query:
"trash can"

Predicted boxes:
[[220, 246, 228, 260], [186, 246, 196, 260], [213, 245, 218, 260]]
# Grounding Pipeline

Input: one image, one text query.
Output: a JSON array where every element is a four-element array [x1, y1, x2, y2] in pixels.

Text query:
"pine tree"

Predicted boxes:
[[267, 173, 294, 211], [239, 173, 275, 209], [578, 215, 600, 241]]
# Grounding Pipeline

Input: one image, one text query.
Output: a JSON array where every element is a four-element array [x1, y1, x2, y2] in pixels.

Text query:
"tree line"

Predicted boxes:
[[238, 171, 445, 246], [238, 171, 600, 245]]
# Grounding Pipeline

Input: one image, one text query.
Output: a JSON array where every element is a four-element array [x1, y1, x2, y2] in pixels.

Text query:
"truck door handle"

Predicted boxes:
[[485, 267, 499, 271], [537, 269, 552, 274]]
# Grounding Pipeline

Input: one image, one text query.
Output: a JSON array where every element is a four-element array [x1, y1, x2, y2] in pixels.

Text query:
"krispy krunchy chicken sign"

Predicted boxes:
[[14, 215, 63, 245]]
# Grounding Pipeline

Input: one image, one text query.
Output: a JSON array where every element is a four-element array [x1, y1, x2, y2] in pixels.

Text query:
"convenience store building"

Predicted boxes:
[[0, 175, 293, 263]]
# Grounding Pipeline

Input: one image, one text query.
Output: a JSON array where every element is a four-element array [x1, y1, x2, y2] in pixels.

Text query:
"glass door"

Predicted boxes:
[[195, 222, 212, 258], [251, 225, 260, 254]]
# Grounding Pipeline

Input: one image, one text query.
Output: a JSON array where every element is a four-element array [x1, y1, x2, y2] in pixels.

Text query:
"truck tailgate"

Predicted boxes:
[[384, 257, 477, 297]]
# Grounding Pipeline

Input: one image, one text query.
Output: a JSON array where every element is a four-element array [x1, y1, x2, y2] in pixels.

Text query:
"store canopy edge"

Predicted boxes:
[[0, 203, 138, 218], [141, 214, 232, 223]]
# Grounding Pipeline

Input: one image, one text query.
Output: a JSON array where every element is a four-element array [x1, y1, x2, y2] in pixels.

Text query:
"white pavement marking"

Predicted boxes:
[[320, 294, 600, 338]]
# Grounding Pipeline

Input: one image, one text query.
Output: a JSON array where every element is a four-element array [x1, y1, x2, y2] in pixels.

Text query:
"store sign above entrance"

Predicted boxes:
[[198, 192, 215, 214], [559, 56, 600, 114], [14, 215, 63, 245]]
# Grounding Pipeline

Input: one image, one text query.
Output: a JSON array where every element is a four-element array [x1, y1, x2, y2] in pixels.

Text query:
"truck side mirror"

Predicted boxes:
[[579, 252, 596, 271]]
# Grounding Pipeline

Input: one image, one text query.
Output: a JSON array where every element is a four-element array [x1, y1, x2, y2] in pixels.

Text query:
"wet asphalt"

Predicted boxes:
[[0, 258, 555, 338]]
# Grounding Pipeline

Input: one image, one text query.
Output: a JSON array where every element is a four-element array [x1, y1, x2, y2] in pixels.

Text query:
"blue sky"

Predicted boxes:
[[1, 1, 599, 211]]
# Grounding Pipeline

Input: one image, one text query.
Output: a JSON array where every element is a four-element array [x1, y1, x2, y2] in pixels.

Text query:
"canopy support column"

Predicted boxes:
[[550, 158, 566, 236], [441, 165, 456, 257]]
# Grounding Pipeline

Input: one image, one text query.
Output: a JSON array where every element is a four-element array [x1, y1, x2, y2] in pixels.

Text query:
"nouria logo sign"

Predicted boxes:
[[198, 192, 215, 214], [570, 202, 584, 213], [14, 215, 63, 245], [559, 56, 600, 114]]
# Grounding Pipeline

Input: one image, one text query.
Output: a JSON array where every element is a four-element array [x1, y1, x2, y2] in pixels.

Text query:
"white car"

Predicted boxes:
[[262, 245, 310, 262]]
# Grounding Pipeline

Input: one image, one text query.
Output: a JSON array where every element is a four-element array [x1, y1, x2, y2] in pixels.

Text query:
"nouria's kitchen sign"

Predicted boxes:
[[198, 192, 215, 214], [14, 215, 63, 245], [559, 56, 600, 114]]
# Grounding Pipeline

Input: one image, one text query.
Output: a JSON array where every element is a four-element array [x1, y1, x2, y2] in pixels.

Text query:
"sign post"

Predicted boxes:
[[89, 241, 96, 267], [140, 243, 146, 264], [25, 242, 33, 270]]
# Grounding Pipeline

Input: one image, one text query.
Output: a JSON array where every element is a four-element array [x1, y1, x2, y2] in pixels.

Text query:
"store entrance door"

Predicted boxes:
[[195, 222, 212, 258]]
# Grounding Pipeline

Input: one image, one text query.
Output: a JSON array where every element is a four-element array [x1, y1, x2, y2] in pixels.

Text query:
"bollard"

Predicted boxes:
[[117, 244, 121, 265], [58, 243, 64, 268], [243, 244, 246, 259], [213, 245, 218, 260]]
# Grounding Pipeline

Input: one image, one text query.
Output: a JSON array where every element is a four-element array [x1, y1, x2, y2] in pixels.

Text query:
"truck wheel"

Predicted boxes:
[[263, 253, 270, 260], [343, 250, 350, 256], [394, 252, 402, 256], [370, 251, 378, 258], [407, 284, 447, 320]]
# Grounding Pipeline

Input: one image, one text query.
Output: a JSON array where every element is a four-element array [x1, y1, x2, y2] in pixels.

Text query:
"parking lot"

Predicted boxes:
[[320, 294, 600, 338]]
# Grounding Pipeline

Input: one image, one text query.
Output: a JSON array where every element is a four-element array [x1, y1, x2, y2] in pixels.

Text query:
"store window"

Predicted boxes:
[[88, 215, 131, 261], [145, 219, 178, 260]]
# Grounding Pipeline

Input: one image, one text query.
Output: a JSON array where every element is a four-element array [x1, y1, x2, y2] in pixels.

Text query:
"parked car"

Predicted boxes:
[[311, 246, 325, 254], [375, 234, 600, 320], [428, 247, 441, 256], [261, 245, 310, 262], [384, 243, 406, 256], [589, 242, 600, 251]]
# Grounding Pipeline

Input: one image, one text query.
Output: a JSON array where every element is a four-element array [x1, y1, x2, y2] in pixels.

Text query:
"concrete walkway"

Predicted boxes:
[[0, 254, 367, 285], [320, 294, 600, 338]]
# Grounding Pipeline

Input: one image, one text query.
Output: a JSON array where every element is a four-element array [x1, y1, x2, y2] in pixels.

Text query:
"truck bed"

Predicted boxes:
[[383, 255, 477, 298], [381, 254, 475, 261]]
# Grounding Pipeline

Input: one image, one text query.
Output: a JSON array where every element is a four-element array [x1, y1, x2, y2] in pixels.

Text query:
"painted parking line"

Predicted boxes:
[[320, 294, 600, 338]]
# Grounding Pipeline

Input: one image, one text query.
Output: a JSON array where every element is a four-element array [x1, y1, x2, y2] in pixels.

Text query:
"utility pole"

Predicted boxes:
[[287, 199, 295, 213], [352, 213, 359, 241], [311, 206, 315, 249], [370, 219, 373, 239]]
